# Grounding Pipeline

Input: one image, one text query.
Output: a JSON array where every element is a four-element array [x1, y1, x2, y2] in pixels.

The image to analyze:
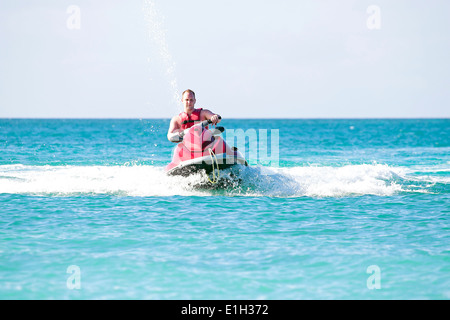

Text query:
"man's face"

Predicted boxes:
[[182, 92, 196, 111]]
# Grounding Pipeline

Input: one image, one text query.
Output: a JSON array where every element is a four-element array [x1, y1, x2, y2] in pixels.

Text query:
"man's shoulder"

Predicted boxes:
[[200, 108, 213, 116], [197, 108, 209, 120], [170, 114, 182, 128]]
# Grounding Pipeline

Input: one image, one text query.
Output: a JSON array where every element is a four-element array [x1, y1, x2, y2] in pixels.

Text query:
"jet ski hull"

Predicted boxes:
[[165, 125, 247, 177], [166, 153, 247, 177]]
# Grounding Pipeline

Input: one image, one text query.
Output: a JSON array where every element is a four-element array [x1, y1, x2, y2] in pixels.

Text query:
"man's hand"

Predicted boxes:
[[168, 131, 182, 143], [210, 114, 221, 125]]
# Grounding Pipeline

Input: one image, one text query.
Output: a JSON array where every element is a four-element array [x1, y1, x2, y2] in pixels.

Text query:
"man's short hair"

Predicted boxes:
[[182, 89, 195, 99]]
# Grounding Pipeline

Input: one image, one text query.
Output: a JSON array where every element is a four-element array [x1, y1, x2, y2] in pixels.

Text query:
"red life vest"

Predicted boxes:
[[179, 108, 203, 130]]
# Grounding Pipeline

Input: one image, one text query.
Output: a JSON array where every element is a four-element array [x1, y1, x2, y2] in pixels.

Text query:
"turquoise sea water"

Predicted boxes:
[[0, 119, 449, 299]]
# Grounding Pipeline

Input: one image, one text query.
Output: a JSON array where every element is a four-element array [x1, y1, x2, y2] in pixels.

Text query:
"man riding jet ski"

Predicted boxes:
[[166, 89, 247, 178]]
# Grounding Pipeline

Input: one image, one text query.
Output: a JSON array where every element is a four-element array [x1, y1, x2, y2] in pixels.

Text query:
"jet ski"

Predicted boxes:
[[165, 118, 248, 180]]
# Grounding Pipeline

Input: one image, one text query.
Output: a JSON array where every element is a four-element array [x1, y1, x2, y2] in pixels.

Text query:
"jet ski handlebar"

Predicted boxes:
[[180, 116, 222, 138], [168, 116, 223, 143]]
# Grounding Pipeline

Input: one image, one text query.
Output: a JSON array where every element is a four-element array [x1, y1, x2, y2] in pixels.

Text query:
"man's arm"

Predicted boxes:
[[201, 109, 221, 125], [167, 116, 182, 142]]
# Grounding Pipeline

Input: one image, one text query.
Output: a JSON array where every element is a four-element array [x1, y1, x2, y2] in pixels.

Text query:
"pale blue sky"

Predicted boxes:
[[0, 0, 449, 118]]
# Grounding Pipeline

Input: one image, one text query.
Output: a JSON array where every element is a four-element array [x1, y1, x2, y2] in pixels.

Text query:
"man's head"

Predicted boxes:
[[181, 89, 196, 113]]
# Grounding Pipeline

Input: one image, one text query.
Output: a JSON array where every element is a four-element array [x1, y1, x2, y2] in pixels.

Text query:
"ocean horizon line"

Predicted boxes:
[[1, 117, 449, 121]]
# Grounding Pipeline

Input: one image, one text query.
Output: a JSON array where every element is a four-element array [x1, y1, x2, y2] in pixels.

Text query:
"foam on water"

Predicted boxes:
[[0, 164, 205, 197], [240, 163, 405, 197], [0, 163, 440, 198]]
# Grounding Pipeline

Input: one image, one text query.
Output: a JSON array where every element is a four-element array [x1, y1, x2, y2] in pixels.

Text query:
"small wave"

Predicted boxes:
[[0, 163, 443, 197], [0, 165, 201, 197], [218, 163, 405, 197]]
